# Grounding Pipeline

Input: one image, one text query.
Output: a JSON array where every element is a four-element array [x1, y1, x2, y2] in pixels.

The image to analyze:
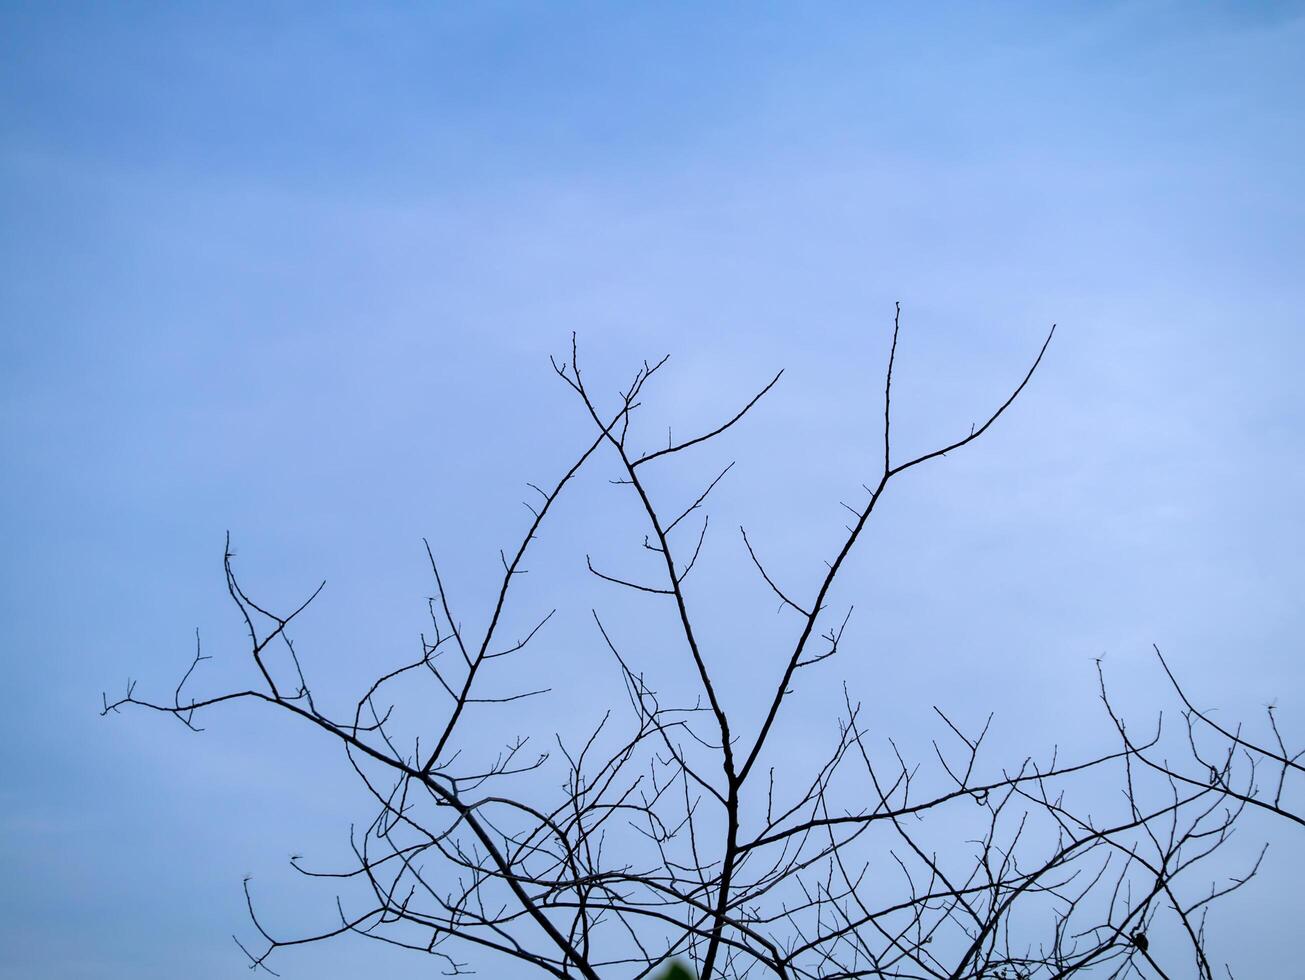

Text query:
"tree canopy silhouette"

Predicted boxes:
[[106, 309, 1299, 979]]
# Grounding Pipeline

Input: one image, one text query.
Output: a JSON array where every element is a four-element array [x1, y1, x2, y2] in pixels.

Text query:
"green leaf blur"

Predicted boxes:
[[655, 961, 696, 980]]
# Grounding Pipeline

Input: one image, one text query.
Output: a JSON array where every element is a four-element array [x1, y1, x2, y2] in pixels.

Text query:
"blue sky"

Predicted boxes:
[[2, 3, 1303, 977]]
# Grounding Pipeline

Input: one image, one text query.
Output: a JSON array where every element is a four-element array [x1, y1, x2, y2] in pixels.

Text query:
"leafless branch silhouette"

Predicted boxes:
[[105, 307, 1297, 979]]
